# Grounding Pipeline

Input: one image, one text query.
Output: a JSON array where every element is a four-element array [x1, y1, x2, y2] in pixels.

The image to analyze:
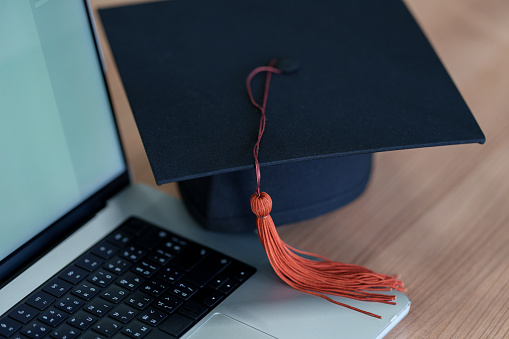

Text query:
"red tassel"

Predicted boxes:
[[251, 192, 405, 319], [246, 60, 405, 318]]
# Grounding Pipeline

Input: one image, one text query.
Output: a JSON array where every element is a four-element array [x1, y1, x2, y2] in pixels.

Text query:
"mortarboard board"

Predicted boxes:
[[98, 0, 485, 231], [98, 0, 485, 318]]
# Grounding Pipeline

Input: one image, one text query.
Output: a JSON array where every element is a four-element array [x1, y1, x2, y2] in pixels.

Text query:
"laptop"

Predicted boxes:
[[0, 1, 410, 338]]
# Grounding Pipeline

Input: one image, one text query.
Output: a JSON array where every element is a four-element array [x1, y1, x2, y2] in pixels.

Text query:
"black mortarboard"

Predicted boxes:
[[98, 0, 484, 232], [99, 0, 484, 317]]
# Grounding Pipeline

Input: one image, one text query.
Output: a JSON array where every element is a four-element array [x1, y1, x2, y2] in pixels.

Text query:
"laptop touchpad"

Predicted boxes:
[[187, 313, 276, 339]]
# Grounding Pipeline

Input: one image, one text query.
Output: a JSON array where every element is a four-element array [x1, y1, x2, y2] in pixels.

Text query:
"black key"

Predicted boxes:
[[159, 236, 188, 254], [8, 304, 39, 324], [218, 279, 239, 294], [71, 282, 101, 301], [75, 254, 104, 272], [0, 316, 22, 337], [104, 256, 131, 275], [208, 275, 228, 290], [26, 291, 55, 311], [178, 301, 208, 320], [156, 266, 183, 284], [50, 324, 80, 339], [146, 248, 174, 266], [168, 281, 198, 300], [21, 321, 51, 338], [171, 245, 208, 271], [100, 285, 129, 304], [58, 266, 88, 285], [108, 304, 138, 324], [131, 260, 160, 278], [55, 296, 84, 314], [5, 335, 26, 339], [121, 321, 152, 339], [66, 311, 97, 330], [88, 270, 117, 288], [116, 272, 144, 291], [84, 299, 113, 317], [92, 318, 122, 337], [154, 294, 182, 313], [38, 308, 67, 327], [80, 333, 105, 339], [134, 228, 168, 251], [106, 231, 131, 248], [42, 279, 73, 298], [119, 246, 146, 263], [159, 313, 194, 337], [120, 218, 150, 236], [124, 291, 154, 310], [203, 290, 224, 307], [138, 307, 168, 326], [91, 241, 119, 260], [185, 253, 231, 287], [140, 279, 169, 297], [230, 263, 256, 282]]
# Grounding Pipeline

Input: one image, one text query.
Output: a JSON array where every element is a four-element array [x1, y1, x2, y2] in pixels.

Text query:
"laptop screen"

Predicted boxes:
[[0, 0, 126, 273]]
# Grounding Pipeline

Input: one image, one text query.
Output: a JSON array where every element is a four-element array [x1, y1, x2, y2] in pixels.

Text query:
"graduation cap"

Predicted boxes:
[[99, 0, 485, 318]]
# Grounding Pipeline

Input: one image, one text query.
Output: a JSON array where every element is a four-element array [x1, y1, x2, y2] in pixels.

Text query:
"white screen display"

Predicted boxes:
[[0, 0, 125, 261]]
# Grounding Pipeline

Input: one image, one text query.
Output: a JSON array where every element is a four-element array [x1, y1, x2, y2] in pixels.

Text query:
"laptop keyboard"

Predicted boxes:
[[0, 217, 256, 339]]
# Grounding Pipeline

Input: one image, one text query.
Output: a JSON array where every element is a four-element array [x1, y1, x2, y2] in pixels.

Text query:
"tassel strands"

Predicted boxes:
[[251, 192, 405, 319], [247, 60, 406, 319]]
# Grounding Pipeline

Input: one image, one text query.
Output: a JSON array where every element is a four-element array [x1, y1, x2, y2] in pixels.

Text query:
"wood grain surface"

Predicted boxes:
[[89, 0, 509, 337]]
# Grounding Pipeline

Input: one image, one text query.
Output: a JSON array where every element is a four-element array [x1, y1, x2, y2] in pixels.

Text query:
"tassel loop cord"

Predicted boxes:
[[246, 60, 281, 196]]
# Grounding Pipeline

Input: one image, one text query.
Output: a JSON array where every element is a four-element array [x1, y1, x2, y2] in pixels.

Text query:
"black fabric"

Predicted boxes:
[[99, 0, 485, 185], [179, 154, 372, 232]]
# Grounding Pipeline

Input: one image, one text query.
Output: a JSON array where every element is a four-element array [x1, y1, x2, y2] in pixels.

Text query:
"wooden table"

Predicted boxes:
[[90, 0, 509, 337]]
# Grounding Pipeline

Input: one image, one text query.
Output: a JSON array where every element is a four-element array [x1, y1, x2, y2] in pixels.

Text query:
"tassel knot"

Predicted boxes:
[[250, 192, 272, 218]]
